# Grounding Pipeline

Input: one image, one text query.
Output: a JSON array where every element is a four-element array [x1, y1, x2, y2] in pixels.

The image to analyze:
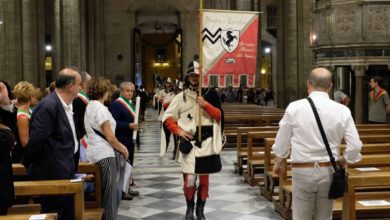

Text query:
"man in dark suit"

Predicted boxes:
[[109, 82, 139, 200], [22, 67, 82, 220], [73, 71, 92, 164]]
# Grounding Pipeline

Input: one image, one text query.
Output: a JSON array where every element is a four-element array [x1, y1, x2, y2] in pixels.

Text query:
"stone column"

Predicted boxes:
[[53, 0, 82, 76], [80, 0, 87, 71], [353, 65, 367, 124], [21, 0, 40, 85], [62, 0, 81, 68], [2, 0, 23, 85], [86, 0, 105, 75], [37, 0, 45, 88], [181, 12, 198, 74], [53, 0, 62, 77], [0, 0, 5, 80], [276, 0, 298, 107]]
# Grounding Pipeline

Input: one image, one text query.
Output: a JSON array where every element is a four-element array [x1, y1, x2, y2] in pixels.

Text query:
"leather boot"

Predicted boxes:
[[185, 198, 195, 220], [195, 198, 206, 220]]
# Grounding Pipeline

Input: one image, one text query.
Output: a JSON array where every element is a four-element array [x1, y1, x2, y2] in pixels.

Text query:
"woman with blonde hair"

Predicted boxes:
[[13, 81, 35, 162], [84, 77, 129, 220]]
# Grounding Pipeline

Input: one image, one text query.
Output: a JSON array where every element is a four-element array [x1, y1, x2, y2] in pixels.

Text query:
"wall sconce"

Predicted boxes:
[[45, 45, 52, 52], [310, 33, 317, 46], [261, 69, 266, 74], [153, 62, 169, 67]]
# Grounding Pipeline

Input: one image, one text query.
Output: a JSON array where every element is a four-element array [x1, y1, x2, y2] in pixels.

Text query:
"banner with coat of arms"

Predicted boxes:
[[202, 10, 259, 88]]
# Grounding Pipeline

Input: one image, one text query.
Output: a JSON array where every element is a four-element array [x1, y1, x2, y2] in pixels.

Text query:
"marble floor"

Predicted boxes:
[[117, 108, 282, 220]]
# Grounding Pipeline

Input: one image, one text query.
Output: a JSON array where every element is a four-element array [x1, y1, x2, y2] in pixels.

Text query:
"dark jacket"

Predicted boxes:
[[22, 92, 76, 180], [0, 127, 15, 211], [73, 96, 87, 140], [0, 107, 23, 163], [109, 100, 134, 147]]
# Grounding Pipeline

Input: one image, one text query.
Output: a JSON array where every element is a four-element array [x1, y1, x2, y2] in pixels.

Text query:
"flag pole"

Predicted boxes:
[[198, 0, 203, 143]]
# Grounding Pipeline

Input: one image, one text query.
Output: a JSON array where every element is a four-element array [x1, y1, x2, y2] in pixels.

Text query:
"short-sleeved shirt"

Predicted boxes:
[[333, 90, 347, 104], [84, 100, 116, 163], [369, 90, 390, 123]]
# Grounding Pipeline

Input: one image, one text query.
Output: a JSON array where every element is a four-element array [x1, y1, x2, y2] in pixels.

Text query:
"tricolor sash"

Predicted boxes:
[[370, 89, 387, 102], [17, 109, 31, 119], [117, 96, 136, 117], [77, 91, 90, 105]]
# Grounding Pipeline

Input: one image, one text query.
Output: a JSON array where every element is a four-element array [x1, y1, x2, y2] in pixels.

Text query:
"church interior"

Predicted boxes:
[[1, 0, 390, 219]]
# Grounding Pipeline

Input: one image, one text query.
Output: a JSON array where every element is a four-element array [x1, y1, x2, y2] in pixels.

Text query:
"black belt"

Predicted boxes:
[[194, 126, 213, 147]]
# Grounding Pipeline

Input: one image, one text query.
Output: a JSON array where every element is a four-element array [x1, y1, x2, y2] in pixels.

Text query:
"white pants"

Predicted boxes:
[[292, 165, 334, 220]]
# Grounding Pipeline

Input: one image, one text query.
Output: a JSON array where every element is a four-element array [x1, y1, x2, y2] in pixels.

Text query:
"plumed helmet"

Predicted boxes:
[[186, 61, 199, 76]]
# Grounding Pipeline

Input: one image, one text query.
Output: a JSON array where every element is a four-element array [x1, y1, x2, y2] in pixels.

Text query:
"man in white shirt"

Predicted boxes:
[[272, 67, 362, 220]]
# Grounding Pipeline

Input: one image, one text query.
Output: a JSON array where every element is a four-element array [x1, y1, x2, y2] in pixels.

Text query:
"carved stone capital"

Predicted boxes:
[[353, 65, 367, 77]]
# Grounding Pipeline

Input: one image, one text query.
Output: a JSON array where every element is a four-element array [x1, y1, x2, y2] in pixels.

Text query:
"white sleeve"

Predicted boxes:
[[272, 105, 293, 158], [162, 94, 180, 123], [343, 115, 362, 163], [96, 108, 112, 128]]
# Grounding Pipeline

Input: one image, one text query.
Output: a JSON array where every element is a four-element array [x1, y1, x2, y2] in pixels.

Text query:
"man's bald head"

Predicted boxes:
[[308, 67, 332, 91], [56, 67, 80, 89]]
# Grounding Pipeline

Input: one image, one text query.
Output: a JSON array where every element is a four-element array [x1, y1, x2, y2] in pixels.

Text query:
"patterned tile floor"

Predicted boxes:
[[118, 108, 282, 220]]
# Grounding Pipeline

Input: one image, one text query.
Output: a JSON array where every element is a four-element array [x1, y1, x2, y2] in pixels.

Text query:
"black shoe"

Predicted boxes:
[[185, 198, 195, 220], [122, 192, 133, 200], [128, 188, 139, 196], [196, 199, 206, 220]]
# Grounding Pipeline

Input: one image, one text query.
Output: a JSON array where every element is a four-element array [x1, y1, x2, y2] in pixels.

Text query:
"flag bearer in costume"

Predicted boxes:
[[73, 71, 92, 164], [162, 61, 224, 220], [368, 76, 390, 123], [109, 82, 139, 200], [157, 78, 173, 121], [158, 78, 175, 152]]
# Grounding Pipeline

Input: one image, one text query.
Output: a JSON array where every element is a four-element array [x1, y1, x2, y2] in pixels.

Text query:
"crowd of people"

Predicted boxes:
[[1, 61, 390, 220], [0, 68, 142, 220], [217, 86, 274, 106]]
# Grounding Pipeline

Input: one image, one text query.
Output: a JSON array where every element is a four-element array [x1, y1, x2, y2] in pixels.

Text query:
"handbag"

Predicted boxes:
[[307, 97, 347, 199], [179, 138, 193, 154]]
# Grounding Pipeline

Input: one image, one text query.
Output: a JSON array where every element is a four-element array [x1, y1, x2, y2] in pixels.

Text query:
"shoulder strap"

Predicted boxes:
[[92, 127, 107, 141], [307, 97, 338, 171], [91, 127, 131, 164]]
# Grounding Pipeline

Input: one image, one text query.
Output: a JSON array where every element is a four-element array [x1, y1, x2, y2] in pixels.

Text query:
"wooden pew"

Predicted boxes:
[[340, 169, 390, 220], [0, 213, 57, 220], [14, 180, 84, 219], [272, 135, 390, 220], [234, 126, 278, 175], [11, 163, 103, 219], [260, 131, 390, 201], [12, 162, 102, 208], [243, 131, 278, 186]]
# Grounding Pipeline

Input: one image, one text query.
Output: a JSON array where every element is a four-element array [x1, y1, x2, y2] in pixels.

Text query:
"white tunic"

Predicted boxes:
[[161, 89, 223, 174]]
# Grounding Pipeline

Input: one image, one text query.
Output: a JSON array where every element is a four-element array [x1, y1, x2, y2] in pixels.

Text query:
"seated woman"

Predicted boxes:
[[84, 77, 129, 220]]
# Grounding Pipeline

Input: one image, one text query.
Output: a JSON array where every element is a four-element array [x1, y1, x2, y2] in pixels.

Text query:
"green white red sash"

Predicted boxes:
[[370, 88, 387, 102], [17, 109, 31, 119], [77, 91, 90, 105], [117, 96, 136, 117]]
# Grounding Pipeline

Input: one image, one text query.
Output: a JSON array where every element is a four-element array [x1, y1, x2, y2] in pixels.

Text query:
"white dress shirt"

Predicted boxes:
[[272, 91, 362, 163], [84, 100, 116, 163], [57, 92, 78, 154]]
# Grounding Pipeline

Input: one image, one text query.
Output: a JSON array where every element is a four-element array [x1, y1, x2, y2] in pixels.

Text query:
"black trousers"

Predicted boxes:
[[41, 195, 74, 220]]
